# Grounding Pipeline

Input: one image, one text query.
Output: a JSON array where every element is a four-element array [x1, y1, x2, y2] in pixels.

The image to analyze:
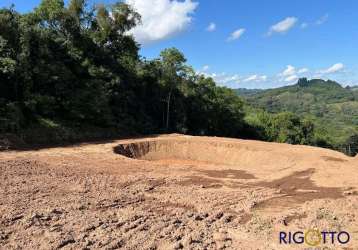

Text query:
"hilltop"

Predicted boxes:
[[236, 79, 358, 152]]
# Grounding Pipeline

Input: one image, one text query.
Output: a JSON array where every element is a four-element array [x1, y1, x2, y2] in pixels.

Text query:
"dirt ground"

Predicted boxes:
[[1, 134, 358, 249]]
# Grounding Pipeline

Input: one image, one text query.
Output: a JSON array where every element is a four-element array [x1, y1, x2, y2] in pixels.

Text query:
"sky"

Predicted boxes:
[[2, 0, 358, 89]]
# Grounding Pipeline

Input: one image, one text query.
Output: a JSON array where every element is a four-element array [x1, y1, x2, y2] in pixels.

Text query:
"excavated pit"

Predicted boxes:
[[113, 137, 287, 166], [2, 135, 358, 249], [113, 137, 346, 208], [113, 138, 256, 166]]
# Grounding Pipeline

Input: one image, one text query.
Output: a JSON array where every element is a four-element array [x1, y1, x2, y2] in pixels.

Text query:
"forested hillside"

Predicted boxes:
[[236, 78, 358, 155], [0, 0, 250, 145], [234, 88, 263, 97], [0, 0, 356, 156]]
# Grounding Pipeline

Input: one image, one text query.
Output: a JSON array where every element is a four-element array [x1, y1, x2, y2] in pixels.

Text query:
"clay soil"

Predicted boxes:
[[1, 134, 358, 249]]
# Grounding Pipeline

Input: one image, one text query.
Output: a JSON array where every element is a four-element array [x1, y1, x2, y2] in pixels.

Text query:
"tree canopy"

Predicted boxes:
[[0, 0, 247, 144], [0, 1, 355, 156]]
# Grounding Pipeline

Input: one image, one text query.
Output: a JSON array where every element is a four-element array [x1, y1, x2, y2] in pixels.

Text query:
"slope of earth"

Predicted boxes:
[[1, 134, 358, 249], [237, 79, 358, 144]]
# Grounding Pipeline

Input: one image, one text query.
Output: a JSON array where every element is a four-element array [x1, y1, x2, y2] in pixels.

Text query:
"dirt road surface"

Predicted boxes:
[[1, 134, 358, 249]]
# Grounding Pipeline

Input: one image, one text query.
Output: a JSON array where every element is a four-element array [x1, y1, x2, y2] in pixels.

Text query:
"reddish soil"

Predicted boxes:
[[1, 134, 358, 249]]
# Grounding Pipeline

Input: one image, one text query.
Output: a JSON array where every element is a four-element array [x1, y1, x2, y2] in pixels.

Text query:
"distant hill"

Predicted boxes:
[[234, 88, 263, 97], [348, 86, 358, 91], [236, 78, 358, 147]]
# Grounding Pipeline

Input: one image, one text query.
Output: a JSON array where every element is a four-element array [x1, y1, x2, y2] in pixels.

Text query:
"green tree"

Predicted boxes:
[[35, 0, 65, 28], [1, 0, 347, 156], [159, 48, 187, 131], [344, 134, 358, 156]]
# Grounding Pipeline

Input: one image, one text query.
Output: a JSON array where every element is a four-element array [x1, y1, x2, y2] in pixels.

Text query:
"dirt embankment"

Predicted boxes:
[[1, 134, 358, 249]]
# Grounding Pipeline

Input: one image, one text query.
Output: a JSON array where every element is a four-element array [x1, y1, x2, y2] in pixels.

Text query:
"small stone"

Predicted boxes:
[[182, 236, 193, 247], [106, 239, 124, 250], [249, 201, 257, 208], [145, 186, 155, 191], [49, 224, 63, 232], [216, 241, 226, 249], [57, 235, 75, 249], [194, 215, 203, 221], [78, 205, 87, 210], [224, 215, 235, 223], [174, 235, 182, 241], [213, 232, 226, 241], [173, 242, 183, 249], [86, 239, 94, 246], [83, 224, 96, 232], [344, 190, 358, 196], [51, 209, 63, 215], [187, 213, 194, 218], [218, 228, 226, 233], [173, 219, 182, 225], [0, 231, 10, 240], [215, 212, 224, 220]]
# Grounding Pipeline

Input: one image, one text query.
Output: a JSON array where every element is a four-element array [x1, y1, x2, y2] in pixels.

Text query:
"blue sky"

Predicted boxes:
[[3, 0, 358, 89]]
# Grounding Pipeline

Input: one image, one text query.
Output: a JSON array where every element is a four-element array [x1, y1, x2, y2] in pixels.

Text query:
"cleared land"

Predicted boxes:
[[1, 134, 358, 249]]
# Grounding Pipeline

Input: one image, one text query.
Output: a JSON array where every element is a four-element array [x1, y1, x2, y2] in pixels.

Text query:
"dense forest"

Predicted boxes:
[[0, 0, 357, 156], [236, 78, 358, 156], [0, 0, 248, 144]]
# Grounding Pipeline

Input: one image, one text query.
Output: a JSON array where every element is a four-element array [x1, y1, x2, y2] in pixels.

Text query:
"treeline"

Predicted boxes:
[[0, 0, 354, 156], [239, 78, 358, 156], [0, 0, 247, 143], [245, 109, 358, 156]]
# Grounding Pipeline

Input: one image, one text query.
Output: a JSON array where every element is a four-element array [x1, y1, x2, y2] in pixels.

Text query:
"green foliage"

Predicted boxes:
[[36, 0, 65, 23], [270, 112, 315, 145], [158, 48, 187, 131], [1, 1, 354, 156], [237, 78, 358, 154], [235, 88, 263, 97], [0, 37, 16, 75], [243, 108, 316, 145], [343, 134, 358, 156], [68, 0, 85, 17], [186, 76, 245, 137], [0, 1, 248, 145]]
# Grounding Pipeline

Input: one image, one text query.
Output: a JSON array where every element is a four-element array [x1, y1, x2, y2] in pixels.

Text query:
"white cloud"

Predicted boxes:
[[319, 63, 344, 74], [199, 64, 314, 88], [201, 72, 240, 85], [280, 65, 309, 77], [279, 65, 298, 82], [243, 75, 258, 82], [299, 14, 328, 31], [267, 17, 298, 36], [125, 0, 198, 44], [220, 74, 240, 84], [316, 14, 329, 25], [298, 68, 309, 74], [243, 74, 267, 82], [206, 22, 216, 32], [278, 65, 309, 83], [285, 75, 298, 82], [281, 65, 296, 76], [227, 28, 245, 41], [202, 65, 210, 71]]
